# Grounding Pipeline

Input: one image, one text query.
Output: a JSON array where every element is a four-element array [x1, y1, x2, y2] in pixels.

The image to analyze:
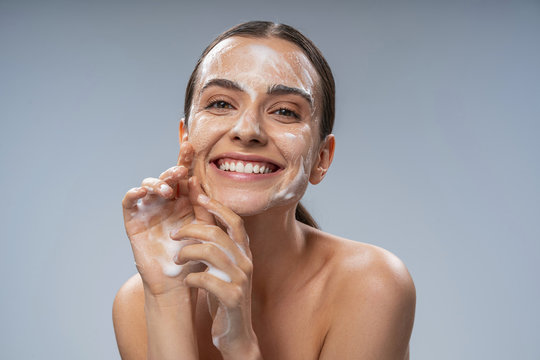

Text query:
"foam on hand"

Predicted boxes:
[[133, 197, 185, 277]]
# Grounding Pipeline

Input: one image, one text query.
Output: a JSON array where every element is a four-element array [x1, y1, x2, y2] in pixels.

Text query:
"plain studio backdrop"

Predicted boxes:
[[1, 0, 539, 358]]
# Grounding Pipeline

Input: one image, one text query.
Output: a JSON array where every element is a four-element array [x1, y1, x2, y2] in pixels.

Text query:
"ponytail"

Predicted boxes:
[[295, 202, 319, 229]]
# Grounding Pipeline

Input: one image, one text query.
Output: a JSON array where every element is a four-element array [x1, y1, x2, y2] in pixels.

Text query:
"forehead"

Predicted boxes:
[[197, 36, 319, 95]]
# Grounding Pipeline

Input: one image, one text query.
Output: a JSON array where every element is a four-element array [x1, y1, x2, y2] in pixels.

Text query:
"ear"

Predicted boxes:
[[177, 118, 190, 166], [309, 134, 335, 185], [178, 118, 188, 143]]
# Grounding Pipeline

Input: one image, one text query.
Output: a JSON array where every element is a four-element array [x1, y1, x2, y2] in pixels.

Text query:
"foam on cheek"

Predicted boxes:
[[133, 198, 186, 277], [284, 132, 298, 140], [265, 125, 315, 208], [271, 155, 308, 203]]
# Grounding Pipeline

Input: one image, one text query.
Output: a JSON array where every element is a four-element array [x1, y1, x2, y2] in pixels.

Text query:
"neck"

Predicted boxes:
[[242, 204, 307, 304]]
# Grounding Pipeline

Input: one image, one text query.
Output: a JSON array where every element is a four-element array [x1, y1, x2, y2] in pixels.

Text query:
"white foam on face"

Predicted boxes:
[[187, 37, 322, 216], [245, 43, 315, 101], [195, 38, 317, 108], [269, 155, 308, 205], [284, 132, 298, 140], [231, 112, 262, 138]]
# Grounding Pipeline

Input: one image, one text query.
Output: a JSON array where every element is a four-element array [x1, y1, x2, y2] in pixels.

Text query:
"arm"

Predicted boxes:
[[114, 142, 203, 360], [170, 177, 262, 360], [319, 249, 416, 360], [113, 274, 147, 360]]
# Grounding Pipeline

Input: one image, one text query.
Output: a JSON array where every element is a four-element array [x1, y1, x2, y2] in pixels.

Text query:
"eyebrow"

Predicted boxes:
[[200, 78, 313, 108], [267, 84, 313, 108], [200, 78, 244, 94]]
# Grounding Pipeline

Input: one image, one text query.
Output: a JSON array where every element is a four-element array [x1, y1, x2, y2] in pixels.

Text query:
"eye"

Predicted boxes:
[[206, 100, 234, 110], [273, 107, 299, 119]]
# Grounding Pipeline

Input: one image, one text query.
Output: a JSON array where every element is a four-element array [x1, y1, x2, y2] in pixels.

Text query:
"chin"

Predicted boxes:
[[213, 192, 271, 217]]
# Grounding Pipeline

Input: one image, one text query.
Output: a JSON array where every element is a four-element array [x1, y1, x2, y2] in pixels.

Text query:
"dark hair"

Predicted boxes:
[[183, 21, 335, 229]]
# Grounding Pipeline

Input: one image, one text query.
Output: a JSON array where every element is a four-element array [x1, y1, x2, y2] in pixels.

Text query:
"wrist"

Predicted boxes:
[[144, 286, 199, 360], [144, 285, 197, 310]]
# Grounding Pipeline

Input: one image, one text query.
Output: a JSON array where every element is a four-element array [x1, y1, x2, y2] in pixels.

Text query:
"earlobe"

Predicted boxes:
[[309, 134, 335, 185]]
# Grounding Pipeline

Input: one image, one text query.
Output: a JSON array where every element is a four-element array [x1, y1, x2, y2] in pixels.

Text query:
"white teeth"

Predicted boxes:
[[219, 161, 274, 174]]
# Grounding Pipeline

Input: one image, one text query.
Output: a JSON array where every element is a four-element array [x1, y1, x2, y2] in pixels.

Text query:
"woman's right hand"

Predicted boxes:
[[122, 142, 204, 297]]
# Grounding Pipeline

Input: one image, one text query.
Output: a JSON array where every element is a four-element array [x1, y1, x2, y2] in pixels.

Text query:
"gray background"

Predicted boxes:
[[1, 0, 539, 358]]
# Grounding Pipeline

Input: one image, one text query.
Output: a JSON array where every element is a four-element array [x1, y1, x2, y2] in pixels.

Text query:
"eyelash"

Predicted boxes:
[[205, 98, 299, 119], [273, 107, 299, 119], [206, 99, 234, 110]]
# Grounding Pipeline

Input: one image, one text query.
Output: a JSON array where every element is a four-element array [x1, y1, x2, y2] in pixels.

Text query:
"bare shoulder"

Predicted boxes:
[[112, 274, 147, 360], [306, 225, 415, 296], [305, 226, 416, 359]]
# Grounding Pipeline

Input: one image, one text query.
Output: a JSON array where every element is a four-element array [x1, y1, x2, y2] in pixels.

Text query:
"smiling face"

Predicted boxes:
[[183, 36, 330, 216]]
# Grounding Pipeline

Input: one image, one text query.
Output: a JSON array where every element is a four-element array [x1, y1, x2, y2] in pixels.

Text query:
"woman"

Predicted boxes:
[[113, 21, 416, 360]]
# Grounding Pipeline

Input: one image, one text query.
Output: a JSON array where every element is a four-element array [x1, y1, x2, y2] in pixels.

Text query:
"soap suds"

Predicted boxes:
[[270, 155, 307, 204], [133, 197, 186, 277], [212, 306, 231, 349]]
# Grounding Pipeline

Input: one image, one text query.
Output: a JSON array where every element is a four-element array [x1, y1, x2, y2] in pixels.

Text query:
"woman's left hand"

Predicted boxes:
[[170, 177, 261, 359]]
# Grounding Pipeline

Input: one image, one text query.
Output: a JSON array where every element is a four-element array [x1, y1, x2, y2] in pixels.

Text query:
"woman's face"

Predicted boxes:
[[185, 36, 325, 216]]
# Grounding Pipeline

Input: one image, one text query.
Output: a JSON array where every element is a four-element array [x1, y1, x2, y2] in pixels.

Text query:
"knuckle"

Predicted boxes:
[[237, 271, 249, 287], [228, 286, 243, 306], [209, 226, 222, 238], [242, 260, 253, 276], [202, 244, 215, 257]]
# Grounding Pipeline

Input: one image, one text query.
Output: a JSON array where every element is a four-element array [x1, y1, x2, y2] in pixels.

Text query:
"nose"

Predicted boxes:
[[229, 111, 267, 146]]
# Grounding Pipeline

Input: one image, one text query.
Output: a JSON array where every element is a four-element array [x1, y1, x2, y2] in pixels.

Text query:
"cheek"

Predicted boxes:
[[187, 115, 228, 155], [275, 124, 316, 165]]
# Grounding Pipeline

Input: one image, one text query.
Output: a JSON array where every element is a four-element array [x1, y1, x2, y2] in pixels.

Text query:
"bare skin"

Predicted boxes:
[[113, 36, 416, 359]]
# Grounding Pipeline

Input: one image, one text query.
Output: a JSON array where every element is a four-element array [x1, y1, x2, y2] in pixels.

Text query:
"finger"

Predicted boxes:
[[175, 243, 245, 284], [141, 177, 174, 199], [170, 224, 237, 261], [177, 141, 195, 168], [184, 272, 244, 309], [159, 165, 189, 198], [170, 224, 252, 275], [159, 165, 189, 183], [196, 194, 250, 254], [122, 187, 147, 209], [188, 176, 215, 224]]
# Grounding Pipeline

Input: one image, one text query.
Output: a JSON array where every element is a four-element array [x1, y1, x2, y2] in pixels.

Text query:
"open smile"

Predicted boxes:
[[209, 153, 283, 178]]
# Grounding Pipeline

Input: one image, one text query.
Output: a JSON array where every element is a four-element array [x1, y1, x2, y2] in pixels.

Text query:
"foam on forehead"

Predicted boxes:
[[196, 37, 318, 104]]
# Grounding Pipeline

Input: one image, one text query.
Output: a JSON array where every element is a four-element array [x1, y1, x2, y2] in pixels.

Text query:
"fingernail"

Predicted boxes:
[[160, 184, 170, 194], [198, 194, 210, 204]]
